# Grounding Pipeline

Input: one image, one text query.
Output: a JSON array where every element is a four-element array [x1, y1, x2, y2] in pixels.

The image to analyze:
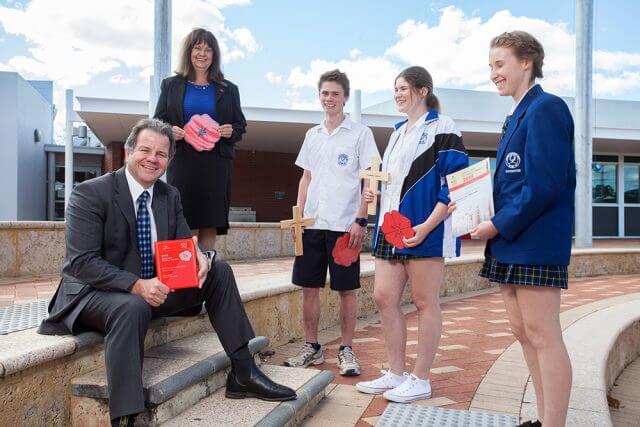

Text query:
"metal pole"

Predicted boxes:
[[574, 0, 594, 248], [352, 89, 362, 124], [150, 0, 172, 117], [64, 89, 74, 214]]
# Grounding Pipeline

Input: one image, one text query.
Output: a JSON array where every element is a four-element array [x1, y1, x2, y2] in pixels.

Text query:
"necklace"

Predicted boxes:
[[189, 81, 210, 90]]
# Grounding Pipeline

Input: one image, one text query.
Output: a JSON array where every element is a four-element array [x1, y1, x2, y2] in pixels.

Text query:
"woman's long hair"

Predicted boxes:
[[176, 28, 224, 84], [395, 66, 440, 112]]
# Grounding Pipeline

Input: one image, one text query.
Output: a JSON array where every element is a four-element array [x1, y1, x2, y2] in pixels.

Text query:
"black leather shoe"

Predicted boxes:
[[517, 421, 533, 427], [225, 364, 297, 402]]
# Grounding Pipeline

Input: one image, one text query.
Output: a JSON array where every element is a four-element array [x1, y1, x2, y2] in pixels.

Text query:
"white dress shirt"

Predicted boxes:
[[125, 167, 158, 254]]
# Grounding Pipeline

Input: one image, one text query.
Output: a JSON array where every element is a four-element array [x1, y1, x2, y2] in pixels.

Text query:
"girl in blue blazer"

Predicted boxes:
[[472, 31, 576, 427]]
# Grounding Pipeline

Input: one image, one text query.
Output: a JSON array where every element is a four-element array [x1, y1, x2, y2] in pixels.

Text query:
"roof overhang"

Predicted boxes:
[[75, 94, 640, 155]]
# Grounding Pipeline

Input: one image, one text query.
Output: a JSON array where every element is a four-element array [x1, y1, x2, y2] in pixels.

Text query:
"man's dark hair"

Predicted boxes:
[[124, 118, 176, 159]]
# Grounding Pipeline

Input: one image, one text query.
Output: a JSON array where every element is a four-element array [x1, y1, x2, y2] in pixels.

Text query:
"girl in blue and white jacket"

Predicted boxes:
[[356, 66, 468, 403]]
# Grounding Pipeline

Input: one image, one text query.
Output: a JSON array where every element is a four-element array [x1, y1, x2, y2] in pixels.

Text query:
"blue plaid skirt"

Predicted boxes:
[[479, 254, 568, 289], [372, 231, 431, 261]]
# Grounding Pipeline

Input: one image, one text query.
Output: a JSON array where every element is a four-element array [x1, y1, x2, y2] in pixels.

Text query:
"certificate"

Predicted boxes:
[[446, 158, 495, 237]]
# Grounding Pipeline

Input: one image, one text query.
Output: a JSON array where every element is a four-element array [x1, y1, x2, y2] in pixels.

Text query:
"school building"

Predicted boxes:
[[2, 70, 639, 237]]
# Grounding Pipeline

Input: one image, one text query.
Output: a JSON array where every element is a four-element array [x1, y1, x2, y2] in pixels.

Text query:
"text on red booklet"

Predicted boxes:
[[154, 238, 199, 290]]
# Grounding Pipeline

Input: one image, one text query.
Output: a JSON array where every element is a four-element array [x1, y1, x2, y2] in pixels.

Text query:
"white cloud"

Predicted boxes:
[[594, 51, 640, 72], [229, 27, 258, 53], [265, 71, 282, 84], [286, 6, 640, 99], [0, 0, 258, 143], [108, 74, 134, 85], [288, 57, 401, 94], [0, 0, 258, 88], [349, 48, 362, 59], [384, 7, 577, 89], [593, 71, 640, 96], [285, 89, 320, 111]]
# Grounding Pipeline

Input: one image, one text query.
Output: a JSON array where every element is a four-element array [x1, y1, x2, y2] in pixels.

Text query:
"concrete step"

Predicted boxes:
[[70, 333, 269, 426], [161, 365, 335, 427]]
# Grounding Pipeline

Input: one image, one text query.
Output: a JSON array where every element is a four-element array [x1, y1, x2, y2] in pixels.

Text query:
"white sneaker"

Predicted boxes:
[[355, 370, 407, 395], [383, 374, 432, 403]]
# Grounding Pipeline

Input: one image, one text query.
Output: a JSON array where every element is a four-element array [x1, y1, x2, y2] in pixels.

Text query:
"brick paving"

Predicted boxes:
[[292, 274, 640, 425]]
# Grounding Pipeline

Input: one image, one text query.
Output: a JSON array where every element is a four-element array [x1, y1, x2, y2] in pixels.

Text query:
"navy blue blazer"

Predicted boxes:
[[488, 84, 576, 265]]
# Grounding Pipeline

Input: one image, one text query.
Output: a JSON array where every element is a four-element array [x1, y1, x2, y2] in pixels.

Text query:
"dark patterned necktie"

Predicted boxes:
[[136, 191, 154, 279], [501, 115, 512, 140]]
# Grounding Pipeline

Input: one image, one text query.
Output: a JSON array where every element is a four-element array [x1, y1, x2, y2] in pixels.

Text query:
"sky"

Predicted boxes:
[[1, 0, 639, 142]]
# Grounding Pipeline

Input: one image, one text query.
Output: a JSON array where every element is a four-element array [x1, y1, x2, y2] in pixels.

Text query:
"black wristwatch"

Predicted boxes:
[[355, 217, 368, 227]]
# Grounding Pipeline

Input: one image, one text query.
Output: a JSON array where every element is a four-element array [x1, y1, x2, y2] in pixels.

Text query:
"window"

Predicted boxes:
[[592, 164, 617, 204], [54, 167, 100, 220], [624, 165, 640, 204]]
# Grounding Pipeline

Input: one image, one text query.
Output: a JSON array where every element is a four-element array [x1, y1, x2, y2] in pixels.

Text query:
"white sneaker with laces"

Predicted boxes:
[[355, 370, 407, 395], [338, 346, 361, 376], [382, 373, 431, 403]]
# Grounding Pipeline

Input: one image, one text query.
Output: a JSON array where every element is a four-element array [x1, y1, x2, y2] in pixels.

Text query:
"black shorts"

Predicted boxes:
[[292, 229, 361, 291]]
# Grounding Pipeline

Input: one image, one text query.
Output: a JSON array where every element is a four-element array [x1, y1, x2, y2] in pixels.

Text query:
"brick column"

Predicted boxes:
[[102, 141, 124, 173]]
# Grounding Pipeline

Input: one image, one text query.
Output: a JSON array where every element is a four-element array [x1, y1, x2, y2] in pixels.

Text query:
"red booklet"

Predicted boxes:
[[154, 238, 199, 290]]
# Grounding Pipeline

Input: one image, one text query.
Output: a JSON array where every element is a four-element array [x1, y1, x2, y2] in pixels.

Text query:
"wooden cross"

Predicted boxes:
[[280, 206, 315, 256], [359, 156, 389, 216]]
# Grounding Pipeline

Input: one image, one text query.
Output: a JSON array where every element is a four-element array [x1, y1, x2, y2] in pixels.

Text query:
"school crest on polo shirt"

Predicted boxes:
[[337, 153, 350, 166]]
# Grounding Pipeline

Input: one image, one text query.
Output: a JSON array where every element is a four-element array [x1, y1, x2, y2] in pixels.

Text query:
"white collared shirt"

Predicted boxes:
[[125, 167, 158, 254], [379, 111, 429, 220], [295, 115, 380, 232], [509, 83, 536, 114]]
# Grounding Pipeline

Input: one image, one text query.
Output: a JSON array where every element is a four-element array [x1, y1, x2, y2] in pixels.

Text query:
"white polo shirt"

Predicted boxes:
[[295, 115, 379, 232]]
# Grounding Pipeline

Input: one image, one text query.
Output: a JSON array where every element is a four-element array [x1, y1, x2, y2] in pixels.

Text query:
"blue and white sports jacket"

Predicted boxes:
[[372, 110, 469, 258]]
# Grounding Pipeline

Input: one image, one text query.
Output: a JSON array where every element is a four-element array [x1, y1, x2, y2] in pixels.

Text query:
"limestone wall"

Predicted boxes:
[[0, 222, 374, 278]]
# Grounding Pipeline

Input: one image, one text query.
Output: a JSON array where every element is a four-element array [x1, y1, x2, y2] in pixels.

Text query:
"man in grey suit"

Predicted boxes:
[[38, 118, 295, 427]]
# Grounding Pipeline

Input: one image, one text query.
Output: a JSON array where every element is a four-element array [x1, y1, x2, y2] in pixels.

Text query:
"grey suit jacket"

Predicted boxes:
[[38, 167, 192, 335]]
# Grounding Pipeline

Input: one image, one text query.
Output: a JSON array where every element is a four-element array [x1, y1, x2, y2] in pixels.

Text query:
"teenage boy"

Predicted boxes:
[[284, 69, 379, 376]]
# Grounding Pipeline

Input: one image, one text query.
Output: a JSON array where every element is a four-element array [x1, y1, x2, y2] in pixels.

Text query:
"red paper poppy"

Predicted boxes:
[[332, 233, 362, 267], [381, 210, 414, 249], [184, 114, 221, 152]]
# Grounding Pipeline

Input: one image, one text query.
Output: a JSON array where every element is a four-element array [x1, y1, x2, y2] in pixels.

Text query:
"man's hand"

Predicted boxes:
[[347, 222, 367, 248], [192, 236, 210, 288], [470, 220, 498, 240], [130, 278, 170, 307]]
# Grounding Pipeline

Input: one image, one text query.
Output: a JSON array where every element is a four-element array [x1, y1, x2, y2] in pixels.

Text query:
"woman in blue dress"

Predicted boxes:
[[154, 28, 246, 250], [473, 31, 576, 427]]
